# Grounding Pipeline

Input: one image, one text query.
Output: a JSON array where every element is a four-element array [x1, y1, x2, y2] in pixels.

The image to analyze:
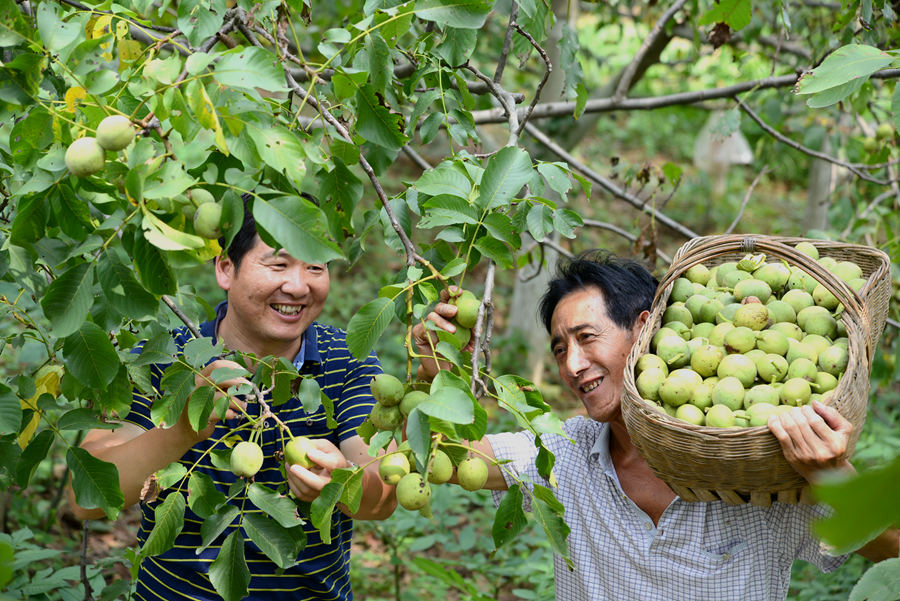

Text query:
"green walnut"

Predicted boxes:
[[65, 137, 105, 177], [230, 441, 264, 478], [284, 436, 316, 469], [193, 202, 223, 239], [96, 115, 135, 151], [396, 473, 431, 510], [371, 373, 405, 406], [428, 449, 453, 484], [369, 402, 403, 431], [876, 123, 894, 141], [378, 453, 410, 485], [399, 390, 429, 417], [456, 456, 488, 491], [452, 291, 480, 329]]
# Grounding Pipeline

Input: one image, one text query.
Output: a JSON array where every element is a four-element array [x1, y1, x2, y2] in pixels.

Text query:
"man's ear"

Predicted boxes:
[[215, 255, 234, 292], [631, 310, 651, 339]]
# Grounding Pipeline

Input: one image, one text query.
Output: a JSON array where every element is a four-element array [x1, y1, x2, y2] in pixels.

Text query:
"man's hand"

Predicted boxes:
[[181, 359, 250, 440], [411, 287, 472, 381], [768, 400, 854, 484], [286, 438, 351, 503]]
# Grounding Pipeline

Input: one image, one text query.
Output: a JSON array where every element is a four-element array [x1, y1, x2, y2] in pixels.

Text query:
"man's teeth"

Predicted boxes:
[[272, 304, 301, 315], [582, 380, 600, 393]]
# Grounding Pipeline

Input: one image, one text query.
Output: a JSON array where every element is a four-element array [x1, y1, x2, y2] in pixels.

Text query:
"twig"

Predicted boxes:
[[464, 62, 519, 145], [523, 122, 698, 239], [493, 1, 520, 84], [283, 72, 419, 266], [580, 220, 673, 263], [162, 295, 201, 338], [81, 521, 94, 601], [887, 317, 900, 330], [402, 145, 432, 171], [535, 236, 574, 259], [513, 23, 552, 136], [56, 0, 177, 32], [470, 261, 496, 397], [723, 165, 771, 234], [736, 99, 891, 185], [840, 189, 895, 239], [463, 70, 900, 125], [613, 0, 688, 102]]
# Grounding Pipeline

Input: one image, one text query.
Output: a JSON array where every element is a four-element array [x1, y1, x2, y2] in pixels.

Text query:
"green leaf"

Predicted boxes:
[[310, 471, 353, 544], [364, 34, 392, 96], [212, 47, 289, 94], [420, 385, 474, 425], [198, 505, 239, 554], [537, 163, 572, 199], [16, 430, 53, 487], [183, 337, 222, 369], [1, 0, 30, 46], [419, 195, 479, 228], [152, 363, 194, 428], [814, 455, 900, 553], [188, 472, 227, 519], [40, 262, 94, 338], [253, 196, 343, 265], [405, 408, 431, 469], [141, 492, 186, 557], [9, 195, 47, 246], [473, 235, 514, 268], [849, 557, 900, 601], [134, 332, 177, 367], [795, 45, 894, 95], [247, 483, 304, 529], [492, 483, 527, 548], [245, 123, 307, 186], [526, 203, 554, 241], [532, 484, 571, 565], [132, 235, 178, 296], [243, 512, 305, 570], [553, 208, 582, 239], [57, 408, 119, 431], [356, 85, 409, 152], [0, 383, 21, 435], [435, 27, 477, 66], [157, 462, 188, 490], [177, 0, 224, 47], [63, 322, 120, 388], [476, 147, 533, 211], [414, 0, 494, 29], [320, 160, 362, 238], [187, 385, 216, 434], [97, 250, 159, 321], [209, 530, 250, 601], [698, 0, 751, 30], [416, 161, 473, 198], [346, 297, 394, 360], [66, 447, 124, 520], [805, 76, 867, 108]]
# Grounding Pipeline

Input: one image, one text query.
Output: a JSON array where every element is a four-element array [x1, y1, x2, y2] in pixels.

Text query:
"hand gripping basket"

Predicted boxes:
[[621, 234, 891, 506]]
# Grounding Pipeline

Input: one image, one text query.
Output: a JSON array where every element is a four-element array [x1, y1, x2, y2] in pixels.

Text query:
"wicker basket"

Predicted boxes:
[[621, 234, 891, 506]]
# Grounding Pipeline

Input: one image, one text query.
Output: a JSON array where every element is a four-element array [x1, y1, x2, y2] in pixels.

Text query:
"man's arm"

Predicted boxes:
[[66, 359, 249, 520], [769, 401, 900, 562]]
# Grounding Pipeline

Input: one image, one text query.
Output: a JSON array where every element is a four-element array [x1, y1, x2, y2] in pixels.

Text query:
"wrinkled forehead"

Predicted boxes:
[[550, 286, 610, 332]]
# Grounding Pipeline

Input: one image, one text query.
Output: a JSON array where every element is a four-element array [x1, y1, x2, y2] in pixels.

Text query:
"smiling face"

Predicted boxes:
[[215, 236, 330, 359], [550, 286, 648, 423]]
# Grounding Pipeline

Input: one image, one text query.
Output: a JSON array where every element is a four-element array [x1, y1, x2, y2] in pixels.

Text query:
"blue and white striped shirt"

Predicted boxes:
[[487, 416, 845, 601]]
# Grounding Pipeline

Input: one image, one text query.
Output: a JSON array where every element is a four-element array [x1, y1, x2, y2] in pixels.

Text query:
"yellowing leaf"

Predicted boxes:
[[65, 86, 87, 113], [187, 81, 228, 155], [115, 20, 129, 39], [117, 39, 142, 67], [18, 365, 64, 449], [90, 15, 114, 60]]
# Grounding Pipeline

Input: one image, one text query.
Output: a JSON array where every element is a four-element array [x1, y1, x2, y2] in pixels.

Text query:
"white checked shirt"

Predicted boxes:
[[487, 416, 845, 601]]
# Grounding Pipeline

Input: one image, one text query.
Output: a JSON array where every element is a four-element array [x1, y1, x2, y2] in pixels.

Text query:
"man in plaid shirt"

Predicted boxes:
[[414, 249, 899, 601]]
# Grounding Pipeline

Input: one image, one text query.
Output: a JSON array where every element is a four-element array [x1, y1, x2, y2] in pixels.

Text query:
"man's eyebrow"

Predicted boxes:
[[550, 324, 594, 349]]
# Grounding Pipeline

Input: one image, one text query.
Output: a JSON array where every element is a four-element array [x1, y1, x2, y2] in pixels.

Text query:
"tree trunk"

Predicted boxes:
[[805, 137, 833, 232]]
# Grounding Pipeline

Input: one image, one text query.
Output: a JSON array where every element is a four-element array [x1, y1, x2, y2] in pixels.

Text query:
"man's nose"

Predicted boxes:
[[565, 344, 590, 378], [281, 267, 311, 296]]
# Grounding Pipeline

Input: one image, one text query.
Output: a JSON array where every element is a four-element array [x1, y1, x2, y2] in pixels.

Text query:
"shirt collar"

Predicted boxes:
[[589, 422, 615, 476], [204, 301, 321, 370]]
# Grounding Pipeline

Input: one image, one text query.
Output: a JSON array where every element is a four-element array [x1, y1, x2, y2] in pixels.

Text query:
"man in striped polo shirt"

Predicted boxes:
[[415, 249, 899, 601], [68, 198, 396, 600]]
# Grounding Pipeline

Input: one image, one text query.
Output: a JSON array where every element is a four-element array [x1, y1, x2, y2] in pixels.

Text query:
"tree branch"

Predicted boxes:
[[470, 261, 496, 397], [162, 295, 201, 339], [465, 70, 900, 124], [723, 165, 771, 234], [613, 0, 688, 102], [736, 99, 892, 185], [523, 122, 699, 239], [493, 1, 520, 84], [513, 23, 552, 136], [464, 61, 519, 146], [402, 145, 432, 171], [580, 220, 673, 263]]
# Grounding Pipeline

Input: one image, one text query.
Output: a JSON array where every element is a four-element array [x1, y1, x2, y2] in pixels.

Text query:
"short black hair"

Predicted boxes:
[[221, 192, 320, 271], [539, 249, 659, 332]]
